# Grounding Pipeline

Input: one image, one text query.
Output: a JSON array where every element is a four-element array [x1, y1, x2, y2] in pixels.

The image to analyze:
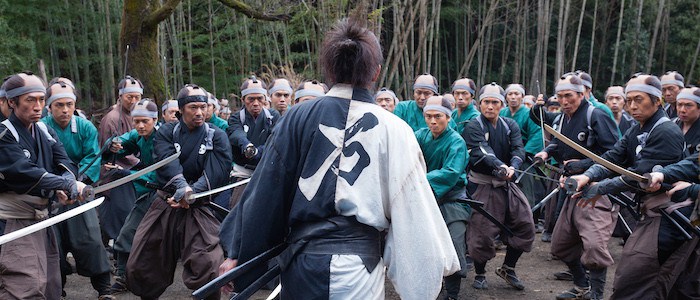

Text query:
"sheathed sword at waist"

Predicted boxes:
[[457, 198, 514, 237]]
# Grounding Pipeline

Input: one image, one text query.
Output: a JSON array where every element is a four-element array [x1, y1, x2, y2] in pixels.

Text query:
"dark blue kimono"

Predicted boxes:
[[227, 107, 280, 169]]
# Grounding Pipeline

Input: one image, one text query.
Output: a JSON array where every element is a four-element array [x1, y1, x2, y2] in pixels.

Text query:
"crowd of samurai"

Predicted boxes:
[[1, 30, 700, 300]]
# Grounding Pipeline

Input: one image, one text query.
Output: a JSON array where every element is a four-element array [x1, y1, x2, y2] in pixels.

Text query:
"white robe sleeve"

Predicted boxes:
[[383, 140, 461, 300]]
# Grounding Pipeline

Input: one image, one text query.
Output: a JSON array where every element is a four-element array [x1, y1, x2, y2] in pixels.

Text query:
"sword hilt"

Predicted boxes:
[[638, 172, 673, 191], [493, 167, 509, 180]]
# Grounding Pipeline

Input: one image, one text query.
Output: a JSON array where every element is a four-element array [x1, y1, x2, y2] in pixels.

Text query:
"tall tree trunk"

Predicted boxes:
[[688, 37, 700, 84], [208, 0, 216, 95], [571, 0, 587, 71], [555, 0, 571, 77], [611, 0, 626, 85], [588, 0, 598, 73], [645, 0, 665, 73], [631, 0, 644, 73]]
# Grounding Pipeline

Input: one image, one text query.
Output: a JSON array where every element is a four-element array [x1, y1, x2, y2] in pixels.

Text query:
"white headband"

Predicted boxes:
[[46, 93, 77, 108], [119, 86, 143, 96], [269, 85, 293, 95], [452, 84, 475, 95], [505, 85, 525, 96], [555, 83, 585, 93], [660, 79, 684, 87], [5, 85, 46, 99], [423, 104, 452, 116], [625, 84, 662, 99], [242, 88, 267, 97], [294, 89, 325, 100], [678, 91, 700, 105]]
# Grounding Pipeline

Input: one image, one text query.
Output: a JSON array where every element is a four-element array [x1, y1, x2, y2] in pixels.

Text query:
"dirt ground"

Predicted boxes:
[[63, 232, 623, 300]]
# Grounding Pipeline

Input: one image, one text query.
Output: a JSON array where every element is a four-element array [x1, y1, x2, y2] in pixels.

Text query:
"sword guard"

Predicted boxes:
[[81, 185, 95, 202], [564, 177, 578, 194]]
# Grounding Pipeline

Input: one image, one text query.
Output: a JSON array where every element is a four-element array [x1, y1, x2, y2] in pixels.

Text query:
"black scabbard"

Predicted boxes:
[[457, 198, 514, 237]]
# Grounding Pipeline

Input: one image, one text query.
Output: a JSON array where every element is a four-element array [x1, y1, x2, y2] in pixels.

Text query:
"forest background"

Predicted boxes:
[[0, 0, 698, 116]]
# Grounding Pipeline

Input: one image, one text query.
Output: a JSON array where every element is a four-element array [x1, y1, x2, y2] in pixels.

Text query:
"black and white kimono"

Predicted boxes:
[[220, 84, 459, 300], [0, 114, 78, 299]]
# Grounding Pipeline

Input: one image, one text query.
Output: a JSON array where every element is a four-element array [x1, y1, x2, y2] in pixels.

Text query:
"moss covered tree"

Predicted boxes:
[[120, 0, 290, 104]]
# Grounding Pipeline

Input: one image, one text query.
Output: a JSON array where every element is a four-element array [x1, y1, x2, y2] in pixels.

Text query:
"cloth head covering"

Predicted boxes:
[[177, 85, 208, 108], [677, 87, 700, 105], [575, 70, 593, 89], [46, 82, 77, 108], [423, 95, 452, 116], [478, 82, 505, 103], [5, 74, 46, 99], [555, 74, 585, 93], [451, 78, 476, 96], [294, 81, 327, 101], [605, 86, 625, 100], [207, 92, 220, 111], [523, 95, 535, 106], [442, 93, 456, 106], [118, 76, 144, 96], [505, 84, 525, 96], [161, 100, 179, 112], [269, 78, 293, 95], [241, 76, 268, 98], [413, 74, 439, 95], [375, 87, 399, 104], [625, 73, 663, 99], [660, 71, 685, 88], [131, 98, 159, 118]]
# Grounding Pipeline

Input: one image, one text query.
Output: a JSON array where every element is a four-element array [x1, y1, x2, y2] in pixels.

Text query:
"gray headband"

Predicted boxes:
[[46, 93, 77, 108], [119, 86, 143, 95], [555, 83, 585, 93], [5, 85, 46, 99], [269, 85, 293, 95], [660, 79, 684, 87], [242, 88, 267, 97], [452, 84, 475, 95], [294, 89, 325, 100], [162, 101, 178, 112], [479, 93, 505, 103], [413, 83, 438, 94], [505, 85, 525, 96], [131, 109, 158, 118], [375, 90, 398, 103], [580, 79, 592, 89], [625, 84, 662, 99], [423, 104, 452, 116], [678, 91, 700, 105]]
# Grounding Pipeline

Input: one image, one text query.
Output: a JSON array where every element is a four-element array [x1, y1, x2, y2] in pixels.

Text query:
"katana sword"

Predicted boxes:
[[188, 178, 250, 201], [513, 169, 561, 184], [514, 157, 544, 184], [542, 124, 646, 182], [531, 188, 560, 213], [93, 151, 180, 195], [457, 198, 514, 237], [193, 243, 286, 299], [0, 197, 105, 245], [617, 212, 632, 236]]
